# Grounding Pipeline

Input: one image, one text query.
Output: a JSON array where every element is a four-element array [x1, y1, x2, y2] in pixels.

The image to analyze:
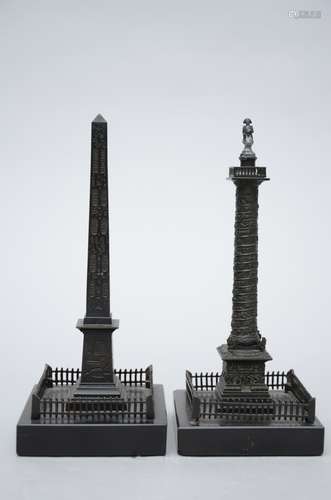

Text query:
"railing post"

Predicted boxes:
[[146, 365, 153, 389], [190, 396, 200, 424], [307, 398, 316, 424], [31, 394, 40, 420], [285, 369, 294, 393], [45, 364, 53, 387], [185, 370, 193, 399], [146, 394, 154, 419]]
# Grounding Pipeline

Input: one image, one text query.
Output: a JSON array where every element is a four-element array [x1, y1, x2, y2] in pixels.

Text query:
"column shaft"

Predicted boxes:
[[228, 180, 260, 349]]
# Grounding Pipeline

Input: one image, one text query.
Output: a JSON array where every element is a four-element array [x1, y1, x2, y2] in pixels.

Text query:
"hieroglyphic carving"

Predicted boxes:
[[81, 334, 113, 383], [86, 121, 110, 318]]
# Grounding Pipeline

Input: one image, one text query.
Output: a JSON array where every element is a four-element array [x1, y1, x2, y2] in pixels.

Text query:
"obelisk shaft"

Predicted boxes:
[[85, 115, 111, 324]]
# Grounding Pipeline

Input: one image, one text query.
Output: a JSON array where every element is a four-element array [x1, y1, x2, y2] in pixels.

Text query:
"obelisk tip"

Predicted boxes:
[[93, 114, 107, 123]]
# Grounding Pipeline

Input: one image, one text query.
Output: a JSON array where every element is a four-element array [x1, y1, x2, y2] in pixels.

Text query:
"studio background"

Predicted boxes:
[[0, 1, 330, 499]]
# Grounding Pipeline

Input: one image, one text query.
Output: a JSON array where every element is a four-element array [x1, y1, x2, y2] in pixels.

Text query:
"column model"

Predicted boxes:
[[216, 119, 272, 403]]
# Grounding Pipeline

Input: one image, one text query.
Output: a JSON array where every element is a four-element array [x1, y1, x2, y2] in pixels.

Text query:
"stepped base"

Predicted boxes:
[[174, 390, 324, 456], [17, 385, 167, 457], [72, 374, 127, 400]]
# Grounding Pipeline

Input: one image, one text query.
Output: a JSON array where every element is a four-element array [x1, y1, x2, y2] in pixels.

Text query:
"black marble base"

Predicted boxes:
[[17, 385, 167, 456], [174, 390, 324, 456]]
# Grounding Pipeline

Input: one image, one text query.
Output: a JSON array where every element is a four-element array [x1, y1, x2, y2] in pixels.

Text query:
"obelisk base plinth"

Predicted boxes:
[[72, 319, 126, 400], [72, 376, 126, 400]]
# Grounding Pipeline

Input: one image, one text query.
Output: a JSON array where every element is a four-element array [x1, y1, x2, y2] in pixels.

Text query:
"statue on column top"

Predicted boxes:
[[240, 118, 256, 159]]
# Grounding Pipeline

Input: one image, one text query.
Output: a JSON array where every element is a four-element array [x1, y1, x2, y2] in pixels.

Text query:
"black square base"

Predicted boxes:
[[17, 385, 167, 456], [174, 390, 324, 456]]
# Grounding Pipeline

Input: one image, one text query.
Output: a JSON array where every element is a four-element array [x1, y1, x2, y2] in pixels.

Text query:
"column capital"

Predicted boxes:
[[228, 166, 269, 182]]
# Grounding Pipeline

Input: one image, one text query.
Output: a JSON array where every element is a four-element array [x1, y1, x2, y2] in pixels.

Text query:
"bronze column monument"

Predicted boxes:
[[175, 118, 324, 456], [216, 118, 272, 404]]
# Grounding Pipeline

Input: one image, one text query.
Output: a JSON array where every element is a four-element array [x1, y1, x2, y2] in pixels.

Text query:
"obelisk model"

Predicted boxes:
[[74, 114, 125, 399], [216, 118, 272, 404]]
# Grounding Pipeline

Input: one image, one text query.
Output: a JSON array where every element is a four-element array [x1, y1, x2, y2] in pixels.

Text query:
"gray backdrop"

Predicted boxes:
[[0, 1, 330, 499]]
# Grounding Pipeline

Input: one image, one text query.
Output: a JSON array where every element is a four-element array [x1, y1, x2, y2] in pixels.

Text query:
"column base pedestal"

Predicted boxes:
[[216, 344, 272, 409]]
